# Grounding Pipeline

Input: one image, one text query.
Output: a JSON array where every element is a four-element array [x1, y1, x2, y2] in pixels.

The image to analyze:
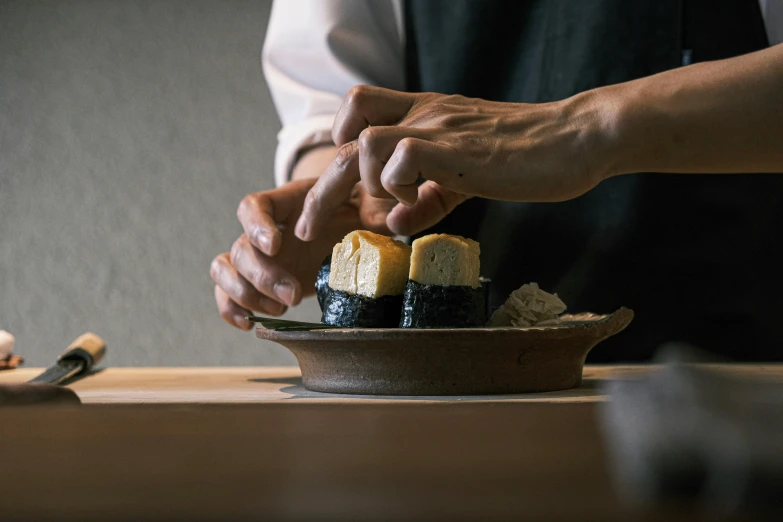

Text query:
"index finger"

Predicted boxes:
[[237, 193, 281, 256], [237, 180, 313, 257], [294, 141, 360, 242], [332, 85, 416, 146]]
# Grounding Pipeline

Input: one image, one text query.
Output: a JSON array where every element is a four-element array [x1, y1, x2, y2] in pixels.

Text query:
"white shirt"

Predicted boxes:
[[262, 0, 783, 187]]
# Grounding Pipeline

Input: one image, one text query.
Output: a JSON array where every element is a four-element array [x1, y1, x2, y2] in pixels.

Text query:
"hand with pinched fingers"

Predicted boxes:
[[210, 178, 397, 330], [295, 85, 610, 242]]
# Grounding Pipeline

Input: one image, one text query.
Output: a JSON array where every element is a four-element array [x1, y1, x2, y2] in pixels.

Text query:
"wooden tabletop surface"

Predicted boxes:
[[2, 365, 779, 521], [2, 364, 782, 404]]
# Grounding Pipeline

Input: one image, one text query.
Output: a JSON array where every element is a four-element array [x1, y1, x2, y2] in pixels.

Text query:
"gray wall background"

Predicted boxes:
[[0, 0, 321, 366]]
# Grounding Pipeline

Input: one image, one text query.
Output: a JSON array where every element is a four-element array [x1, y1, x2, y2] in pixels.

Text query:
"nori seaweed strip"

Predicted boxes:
[[321, 288, 403, 328], [479, 277, 491, 322], [400, 280, 485, 328], [314, 254, 332, 311]]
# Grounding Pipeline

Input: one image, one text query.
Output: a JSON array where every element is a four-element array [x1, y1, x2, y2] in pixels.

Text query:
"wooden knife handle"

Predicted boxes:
[[59, 333, 106, 370]]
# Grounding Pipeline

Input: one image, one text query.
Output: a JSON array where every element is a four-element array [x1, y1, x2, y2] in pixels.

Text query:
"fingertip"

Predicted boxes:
[[259, 297, 288, 316], [331, 126, 346, 148], [290, 281, 304, 307], [395, 188, 419, 208], [380, 173, 419, 207], [359, 204, 394, 236], [257, 228, 282, 256], [386, 203, 413, 236], [294, 216, 310, 242], [265, 304, 289, 317], [273, 280, 300, 307], [364, 217, 392, 236], [292, 282, 303, 306], [253, 231, 271, 254], [235, 314, 253, 331]]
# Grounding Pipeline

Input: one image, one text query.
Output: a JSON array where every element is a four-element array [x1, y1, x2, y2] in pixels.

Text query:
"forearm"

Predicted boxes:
[[597, 43, 783, 178], [291, 144, 338, 181]]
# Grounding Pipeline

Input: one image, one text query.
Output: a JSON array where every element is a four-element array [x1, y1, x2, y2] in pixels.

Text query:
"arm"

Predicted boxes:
[[210, 0, 405, 330], [604, 43, 783, 177], [294, 44, 783, 240], [262, 0, 404, 185]]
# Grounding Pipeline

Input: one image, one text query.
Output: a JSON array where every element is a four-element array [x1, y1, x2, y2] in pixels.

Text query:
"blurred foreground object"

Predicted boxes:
[[0, 330, 24, 370], [0, 383, 81, 406], [600, 345, 783, 519]]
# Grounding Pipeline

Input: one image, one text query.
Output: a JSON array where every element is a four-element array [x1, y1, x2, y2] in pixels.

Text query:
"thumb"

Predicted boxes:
[[359, 193, 396, 235], [386, 181, 470, 237]]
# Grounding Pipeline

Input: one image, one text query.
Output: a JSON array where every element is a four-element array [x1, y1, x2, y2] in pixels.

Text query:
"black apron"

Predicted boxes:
[[404, 0, 783, 362]]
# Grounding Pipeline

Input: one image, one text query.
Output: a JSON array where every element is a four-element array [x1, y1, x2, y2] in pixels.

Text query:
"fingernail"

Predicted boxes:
[[259, 298, 286, 316], [274, 280, 296, 306], [255, 231, 272, 252], [294, 218, 309, 241], [234, 314, 252, 329]]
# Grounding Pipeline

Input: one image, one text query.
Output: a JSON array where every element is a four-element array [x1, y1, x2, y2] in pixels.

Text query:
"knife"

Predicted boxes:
[[28, 333, 106, 385], [246, 315, 339, 331]]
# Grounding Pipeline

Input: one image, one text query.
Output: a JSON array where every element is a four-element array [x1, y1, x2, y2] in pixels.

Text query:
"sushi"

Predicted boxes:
[[400, 234, 485, 328], [314, 253, 331, 311], [320, 230, 411, 328]]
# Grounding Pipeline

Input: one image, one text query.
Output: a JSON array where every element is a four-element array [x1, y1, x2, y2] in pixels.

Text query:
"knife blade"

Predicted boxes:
[[246, 315, 339, 331], [28, 333, 106, 385]]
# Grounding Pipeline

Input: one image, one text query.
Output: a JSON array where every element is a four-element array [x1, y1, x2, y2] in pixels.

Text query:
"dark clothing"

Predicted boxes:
[[403, 0, 782, 361]]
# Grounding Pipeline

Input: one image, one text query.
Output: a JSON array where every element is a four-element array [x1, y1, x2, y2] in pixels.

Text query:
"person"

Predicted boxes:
[[211, 0, 783, 361]]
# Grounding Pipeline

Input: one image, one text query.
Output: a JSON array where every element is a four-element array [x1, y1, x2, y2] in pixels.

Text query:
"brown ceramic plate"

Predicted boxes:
[[256, 307, 633, 396]]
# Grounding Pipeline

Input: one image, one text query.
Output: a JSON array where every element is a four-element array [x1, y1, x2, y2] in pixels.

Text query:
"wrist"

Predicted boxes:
[[291, 144, 338, 181], [564, 82, 640, 182]]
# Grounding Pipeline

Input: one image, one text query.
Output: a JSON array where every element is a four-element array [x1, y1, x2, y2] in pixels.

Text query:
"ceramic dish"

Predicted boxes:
[[253, 307, 634, 396]]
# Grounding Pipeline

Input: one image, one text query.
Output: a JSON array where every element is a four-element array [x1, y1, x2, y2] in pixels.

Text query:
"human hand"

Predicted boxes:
[[294, 85, 614, 241], [210, 178, 396, 330]]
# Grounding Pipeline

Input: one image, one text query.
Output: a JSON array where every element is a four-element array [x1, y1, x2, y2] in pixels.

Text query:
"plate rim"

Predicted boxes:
[[256, 307, 634, 341]]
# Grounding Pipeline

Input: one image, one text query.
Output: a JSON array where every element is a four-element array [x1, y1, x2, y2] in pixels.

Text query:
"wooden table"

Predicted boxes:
[[1, 365, 780, 521], [3, 364, 782, 404]]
